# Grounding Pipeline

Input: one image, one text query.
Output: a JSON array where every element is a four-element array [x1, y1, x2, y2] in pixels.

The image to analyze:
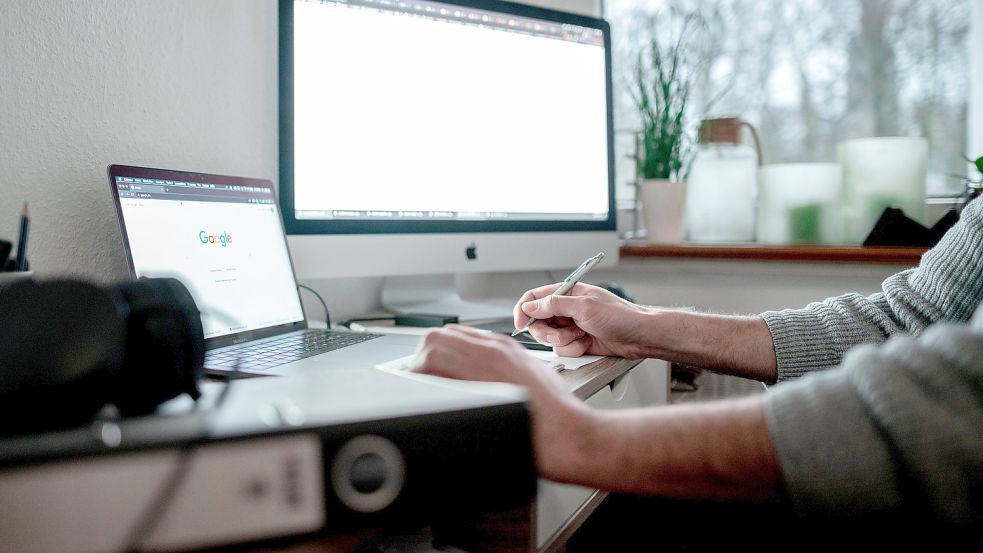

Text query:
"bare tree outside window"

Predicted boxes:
[[607, 0, 971, 198]]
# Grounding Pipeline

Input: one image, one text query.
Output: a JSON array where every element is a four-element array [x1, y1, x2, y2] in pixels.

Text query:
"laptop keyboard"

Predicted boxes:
[[205, 330, 383, 372]]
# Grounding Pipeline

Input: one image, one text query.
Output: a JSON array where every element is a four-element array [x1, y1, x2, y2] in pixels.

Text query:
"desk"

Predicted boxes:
[[259, 356, 659, 553], [537, 357, 665, 552]]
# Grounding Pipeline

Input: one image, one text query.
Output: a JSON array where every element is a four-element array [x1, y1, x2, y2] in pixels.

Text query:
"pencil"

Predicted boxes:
[[15, 202, 29, 272]]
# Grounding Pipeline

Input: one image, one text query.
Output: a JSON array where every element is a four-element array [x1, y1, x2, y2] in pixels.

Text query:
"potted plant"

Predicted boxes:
[[630, 13, 707, 242]]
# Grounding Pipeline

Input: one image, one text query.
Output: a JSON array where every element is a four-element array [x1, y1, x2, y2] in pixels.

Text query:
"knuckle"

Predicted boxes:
[[421, 329, 442, 345]]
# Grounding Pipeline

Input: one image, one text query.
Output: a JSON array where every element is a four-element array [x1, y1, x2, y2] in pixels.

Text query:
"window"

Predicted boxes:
[[604, 0, 972, 199]]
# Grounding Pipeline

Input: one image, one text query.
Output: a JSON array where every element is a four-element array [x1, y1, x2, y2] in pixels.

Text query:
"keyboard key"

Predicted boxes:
[[204, 330, 382, 370]]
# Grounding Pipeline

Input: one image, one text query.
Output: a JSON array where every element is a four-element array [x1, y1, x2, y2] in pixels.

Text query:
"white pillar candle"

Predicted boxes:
[[756, 163, 843, 244], [837, 137, 927, 244]]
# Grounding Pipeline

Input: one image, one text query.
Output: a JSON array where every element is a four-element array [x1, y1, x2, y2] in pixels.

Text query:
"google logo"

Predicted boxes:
[[199, 230, 233, 247]]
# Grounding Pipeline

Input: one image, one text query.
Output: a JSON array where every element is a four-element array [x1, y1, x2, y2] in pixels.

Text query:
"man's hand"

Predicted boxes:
[[514, 283, 656, 358], [410, 325, 595, 482]]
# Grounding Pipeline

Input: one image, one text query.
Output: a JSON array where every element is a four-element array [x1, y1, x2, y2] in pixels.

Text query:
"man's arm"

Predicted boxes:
[[763, 197, 983, 380], [552, 395, 781, 501], [513, 287, 779, 382], [765, 310, 983, 525], [412, 326, 783, 501], [415, 309, 983, 524], [518, 199, 983, 383]]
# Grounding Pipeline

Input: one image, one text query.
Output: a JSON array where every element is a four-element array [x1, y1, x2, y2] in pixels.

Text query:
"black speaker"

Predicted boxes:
[[0, 277, 204, 435]]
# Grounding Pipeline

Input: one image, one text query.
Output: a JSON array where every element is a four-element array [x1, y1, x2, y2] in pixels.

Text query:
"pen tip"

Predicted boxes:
[[21, 202, 28, 217]]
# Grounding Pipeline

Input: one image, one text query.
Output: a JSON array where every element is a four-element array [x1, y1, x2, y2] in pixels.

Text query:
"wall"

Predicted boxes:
[[0, 0, 277, 281]]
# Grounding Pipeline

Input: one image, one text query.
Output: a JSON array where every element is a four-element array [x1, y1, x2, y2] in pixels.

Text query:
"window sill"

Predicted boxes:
[[619, 242, 928, 265]]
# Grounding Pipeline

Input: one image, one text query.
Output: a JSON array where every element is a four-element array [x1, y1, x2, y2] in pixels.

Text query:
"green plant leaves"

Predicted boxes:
[[975, 155, 983, 175], [629, 12, 705, 181]]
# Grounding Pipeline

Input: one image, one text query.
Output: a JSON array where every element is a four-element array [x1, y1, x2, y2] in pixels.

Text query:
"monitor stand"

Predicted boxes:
[[381, 274, 515, 322]]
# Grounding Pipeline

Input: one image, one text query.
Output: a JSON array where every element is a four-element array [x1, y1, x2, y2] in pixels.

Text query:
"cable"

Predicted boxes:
[[123, 444, 194, 553], [214, 356, 241, 408], [297, 284, 331, 328]]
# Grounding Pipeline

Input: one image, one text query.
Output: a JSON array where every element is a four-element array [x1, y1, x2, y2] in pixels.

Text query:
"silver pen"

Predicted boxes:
[[512, 252, 605, 336]]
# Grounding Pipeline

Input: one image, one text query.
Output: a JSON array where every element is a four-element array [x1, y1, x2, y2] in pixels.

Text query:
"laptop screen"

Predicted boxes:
[[111, 169, 305, 339]]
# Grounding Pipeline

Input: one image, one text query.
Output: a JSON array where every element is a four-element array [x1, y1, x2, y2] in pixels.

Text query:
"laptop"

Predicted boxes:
[[108, 165, 421, 377]]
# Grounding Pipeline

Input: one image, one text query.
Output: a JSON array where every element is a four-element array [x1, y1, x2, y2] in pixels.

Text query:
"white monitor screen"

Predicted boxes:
[[114, 176, 305, 339], [288, 0, 611, 225]]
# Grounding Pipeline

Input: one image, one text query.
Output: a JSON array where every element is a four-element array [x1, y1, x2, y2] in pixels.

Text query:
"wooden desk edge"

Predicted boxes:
[[529, 357, 640, 552], [539, 490, 608, 553], [562, 356, 642, 401]]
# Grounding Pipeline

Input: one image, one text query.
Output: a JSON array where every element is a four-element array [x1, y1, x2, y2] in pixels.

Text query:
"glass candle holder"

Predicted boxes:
[[756, 163, 843, 244], [837, 137, 927, 244]]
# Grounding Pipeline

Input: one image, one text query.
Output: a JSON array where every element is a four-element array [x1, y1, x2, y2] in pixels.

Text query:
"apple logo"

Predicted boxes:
[[466, 242, 477, 260]]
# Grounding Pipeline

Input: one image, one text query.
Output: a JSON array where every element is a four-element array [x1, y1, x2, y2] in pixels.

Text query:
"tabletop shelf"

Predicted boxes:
[[620, 242, 928, 265]]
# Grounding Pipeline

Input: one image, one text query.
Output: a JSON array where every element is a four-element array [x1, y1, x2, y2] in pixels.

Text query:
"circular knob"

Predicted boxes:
[[350, 452, 387, 494], [331, 435, 405, 513]]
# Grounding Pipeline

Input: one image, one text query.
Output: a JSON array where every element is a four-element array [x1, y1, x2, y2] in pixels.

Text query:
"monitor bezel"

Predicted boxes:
[[278, 0, 616, 235]]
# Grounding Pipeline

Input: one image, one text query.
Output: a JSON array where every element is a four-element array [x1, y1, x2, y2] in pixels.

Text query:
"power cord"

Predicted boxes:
[[297, 284, 331, 328]]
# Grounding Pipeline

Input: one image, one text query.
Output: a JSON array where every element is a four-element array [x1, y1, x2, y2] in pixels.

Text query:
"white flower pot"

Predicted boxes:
[[639, 178, 686, 243]]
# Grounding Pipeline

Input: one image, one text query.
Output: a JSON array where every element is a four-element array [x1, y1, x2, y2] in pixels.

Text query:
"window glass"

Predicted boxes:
[[605, 0, 971, 198]]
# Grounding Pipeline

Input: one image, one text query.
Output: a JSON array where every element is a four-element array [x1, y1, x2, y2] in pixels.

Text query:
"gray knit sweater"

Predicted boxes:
[[763, 197, 983, 380], [762, 199, 983, 524]]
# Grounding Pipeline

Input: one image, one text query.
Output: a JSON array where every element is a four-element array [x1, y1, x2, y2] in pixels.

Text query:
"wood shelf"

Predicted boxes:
[[620, 243, 928, 265]]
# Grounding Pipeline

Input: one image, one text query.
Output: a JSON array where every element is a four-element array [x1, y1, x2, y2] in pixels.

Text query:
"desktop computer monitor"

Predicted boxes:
[[279, 0, 618, 318]]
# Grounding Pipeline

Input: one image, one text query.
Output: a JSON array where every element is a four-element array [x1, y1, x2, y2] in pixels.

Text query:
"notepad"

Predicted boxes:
[[526, 351, 603, 371], [375, 351, 601, 374]]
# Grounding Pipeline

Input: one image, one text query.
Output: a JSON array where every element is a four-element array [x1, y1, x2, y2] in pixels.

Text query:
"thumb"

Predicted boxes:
[[522, 294, 587, 321]]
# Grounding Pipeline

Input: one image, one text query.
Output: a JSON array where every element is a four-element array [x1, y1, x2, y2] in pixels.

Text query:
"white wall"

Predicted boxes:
[[0, 0, 277, 281]]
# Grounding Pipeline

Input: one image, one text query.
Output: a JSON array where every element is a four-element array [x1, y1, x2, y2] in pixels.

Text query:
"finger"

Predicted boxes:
[[541, 325, 587, 347], [434, 325, 521, 356], [521, 294, 590, 322], [411, 344, 473, 379], [421, 326, 493, 352], [512, 283, 605, 329], [513, 283, 564, 328], [552, 334, 591, 358], [413, 330, 522, 382], [441, 324, 514, 347], [529, 317, 579, 344], [546, 316, 576, 328]]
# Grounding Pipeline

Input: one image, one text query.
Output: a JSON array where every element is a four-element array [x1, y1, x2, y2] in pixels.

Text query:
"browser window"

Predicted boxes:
[[115, 177, 304, 338]]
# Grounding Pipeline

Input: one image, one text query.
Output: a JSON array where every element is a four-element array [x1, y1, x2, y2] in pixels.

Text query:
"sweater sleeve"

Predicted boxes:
[[764, 309, 983, 526], [762, 198, 983, 380]]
